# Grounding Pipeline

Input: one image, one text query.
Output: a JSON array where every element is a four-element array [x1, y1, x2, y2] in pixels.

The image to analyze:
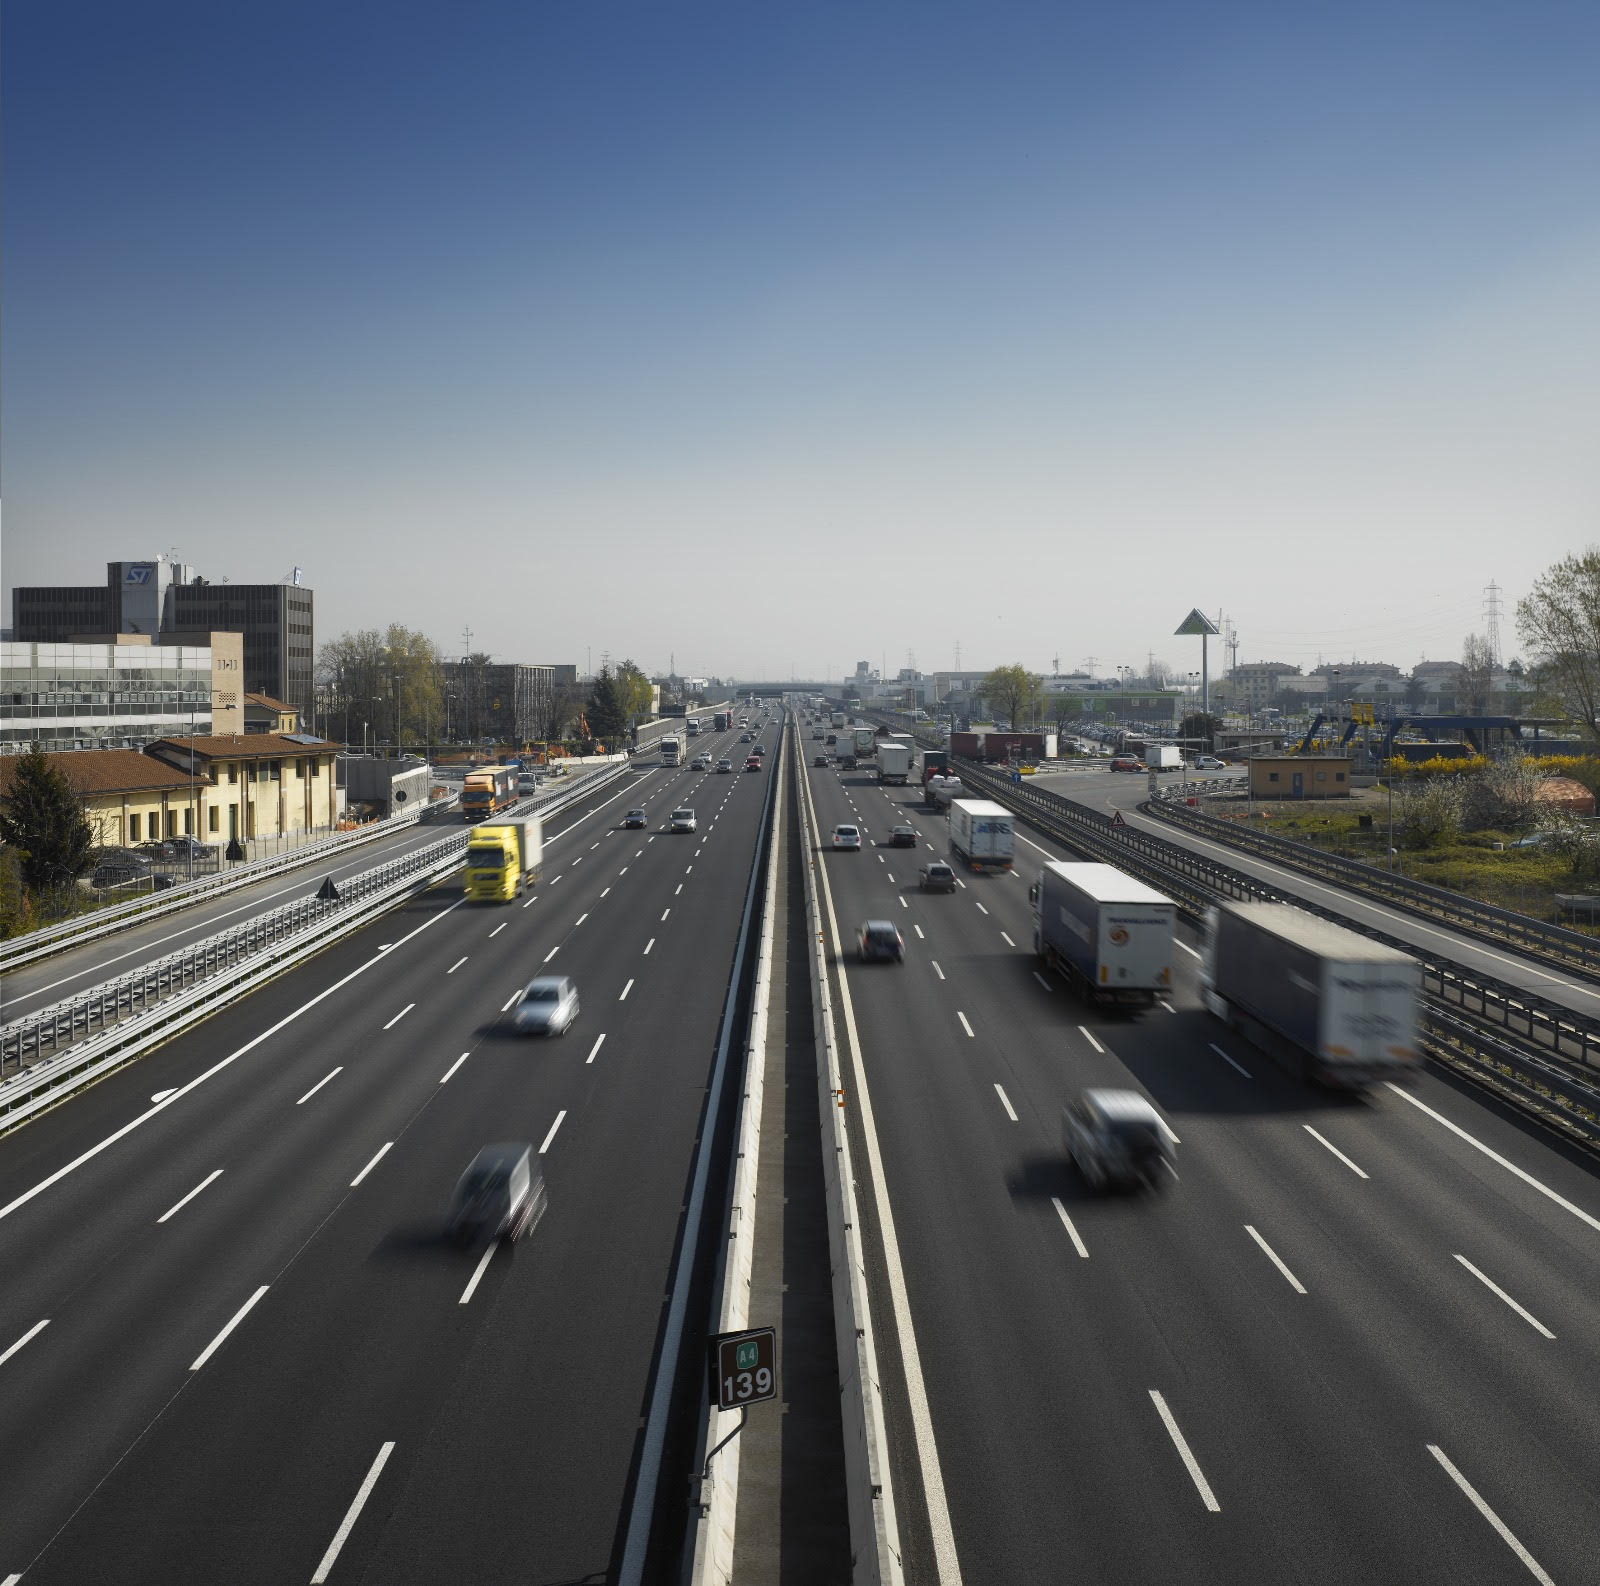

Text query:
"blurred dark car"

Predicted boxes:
[[1063, 1089, 1174, 1192]]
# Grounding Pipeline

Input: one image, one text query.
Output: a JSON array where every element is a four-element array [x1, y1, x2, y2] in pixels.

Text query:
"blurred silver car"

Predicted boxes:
[[512, 976, 579, 1036]]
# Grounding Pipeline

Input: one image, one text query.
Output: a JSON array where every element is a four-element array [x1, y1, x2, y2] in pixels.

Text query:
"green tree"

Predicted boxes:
[[586, 667, 627, 740], [1180, 711, 1223, 750], [1517, 550, 1600, 737], [318, 626, 445, 748], [0, 747, 95, 890], [980, 664, 1040, 730], [0, 847, 35, 938], [615, 660, 655, 723]]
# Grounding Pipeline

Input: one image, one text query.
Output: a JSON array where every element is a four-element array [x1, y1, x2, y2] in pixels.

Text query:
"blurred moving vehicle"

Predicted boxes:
[[857, 920, 906, 963], [1063, 1089, 1174, 1191], [446, 1143, 547, 1245], [464, 817, 542, 903], [512, 975, 579, 1036], [919, 861, 957, 892]]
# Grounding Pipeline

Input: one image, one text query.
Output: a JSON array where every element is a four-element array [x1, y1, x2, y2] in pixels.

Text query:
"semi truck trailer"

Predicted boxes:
[[461, 766, 518, 822], [1030, 861, 1175, 1007], [876, 742, 913, 784], [949, 798, 1015, 872], [465, 817, 543, 902]]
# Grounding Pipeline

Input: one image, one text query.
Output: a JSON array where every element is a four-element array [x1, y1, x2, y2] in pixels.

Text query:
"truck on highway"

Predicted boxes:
[[949, 799, 1015, 872], [876, 742, 913, 784], [924, 774, 966, 809], [835, 734, 858, 768], [919, 749, 950, 784], [713, 711, 731, 732], [1146, 744, 1183, 772], [1029, 861, 1175, 1008], [830, 710, 846, 728], [686, 718, 701, 736], [852, 726, 878, 763], [1201, 902, 1420, 1088], [660, 733, 685, 767], [461, 766, 518, 822], [465, 816, 543, 902]]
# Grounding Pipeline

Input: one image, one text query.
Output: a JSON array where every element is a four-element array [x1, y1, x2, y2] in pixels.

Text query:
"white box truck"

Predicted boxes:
[[1201, 901, 1420, 1088], [876, 742, 913, 784], [949, 799, 1015, 872], [1147, 745, 1183, 771], [1029, 861, 1174, 1007]]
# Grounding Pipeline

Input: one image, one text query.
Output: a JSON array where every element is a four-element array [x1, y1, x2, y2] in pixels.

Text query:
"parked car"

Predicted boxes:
[[1062, 1089, 1174, 1192], [857, 920, 906, 963], [623, 809, 648, 829], [919, 861, 957, 892], [831, 824, 861, 850], [445, 1143, 547, 1246], [511, 976, 580, 1036], [889, 825, 918, 848]]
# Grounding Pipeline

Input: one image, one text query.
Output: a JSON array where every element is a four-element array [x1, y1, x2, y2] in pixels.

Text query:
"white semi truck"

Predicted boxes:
[[1030, 861, 1175, 1008], [876, 742, 913, 784], [949, 799, 1015, 872]]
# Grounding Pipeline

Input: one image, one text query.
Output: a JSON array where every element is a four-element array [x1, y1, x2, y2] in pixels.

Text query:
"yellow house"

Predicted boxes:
[[1247, 755, 1353, 799], [0, 748, 208, 849], [243, 691, 301, 734], [144, 734, 342, 844]]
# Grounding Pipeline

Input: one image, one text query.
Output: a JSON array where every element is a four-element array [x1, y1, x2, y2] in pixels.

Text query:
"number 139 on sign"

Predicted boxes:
[[709, 1326, 777, 1411]]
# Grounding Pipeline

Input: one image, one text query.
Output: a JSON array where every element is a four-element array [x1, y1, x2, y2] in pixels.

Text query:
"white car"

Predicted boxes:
[[512, 976, 579, 1036], [670, 807, 697, 832], [831, 824, 861, 850], [1193, 756, 1227, 770]]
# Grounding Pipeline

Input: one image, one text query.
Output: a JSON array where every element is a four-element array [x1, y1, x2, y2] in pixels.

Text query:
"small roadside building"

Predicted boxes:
[[1247, 755, 1353, 799], [0, 748, 205, 850], [144, 733, 342, 843]]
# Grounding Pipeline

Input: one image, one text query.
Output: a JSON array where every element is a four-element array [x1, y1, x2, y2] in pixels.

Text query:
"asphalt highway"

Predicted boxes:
[[802, 745, 1600, 1586], [0, 715, 779, 1585]]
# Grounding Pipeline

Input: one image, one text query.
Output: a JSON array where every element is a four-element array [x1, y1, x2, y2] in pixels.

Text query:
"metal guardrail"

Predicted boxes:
[[1145, 794, 1600, 980], [0, 761, 634, 1098]]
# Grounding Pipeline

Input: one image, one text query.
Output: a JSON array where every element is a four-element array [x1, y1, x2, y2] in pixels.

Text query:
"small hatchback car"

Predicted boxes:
[[716, 758, 733, 773], [857, 920, 906, 963], [919, 861, 957, 892], [831, 824, 861, 850], [512, 976, 579, 1036]]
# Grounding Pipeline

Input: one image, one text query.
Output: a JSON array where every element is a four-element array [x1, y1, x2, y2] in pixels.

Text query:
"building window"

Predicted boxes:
[[185, 808, 193, 835], [1268, 772, 1280, 783], [209, 805, 220, 833], [1335, 772, 1346, 783], [228, 764, 238, 784], [129, 812, 142, 841], [296, 760, 304, 778]]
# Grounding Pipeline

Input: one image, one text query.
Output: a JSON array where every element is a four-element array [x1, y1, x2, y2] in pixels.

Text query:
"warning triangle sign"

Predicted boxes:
[[1110, 810, 1126, 827]]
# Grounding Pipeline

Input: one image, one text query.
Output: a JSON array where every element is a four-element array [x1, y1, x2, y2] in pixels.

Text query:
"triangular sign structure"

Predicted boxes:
[[1173, 607, 1220, 636], [1110, 810, 1126, 827], [316, 876, 341, 902]]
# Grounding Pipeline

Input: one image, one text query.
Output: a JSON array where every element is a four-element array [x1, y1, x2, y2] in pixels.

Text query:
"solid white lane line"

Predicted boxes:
[[382, 1004, 414, 1030], [586, 1034, 606, 1065], [1033, 972, 1053, 991], [994, 1084, 1018, 1121], [296, 1068, 343, 1106], [1210, 1042, 1252, 1078], [489, 923, 506, 938], [644, 939, 655, 955], [447, 957, 468, 975], [1386, 1082, 1600, 1235], [190, 1285, 270, 1372], [311, 1442, 396, 1584], [1051, 1198, 1089, 1258], [620, 979, 634, 1001], [350, 1142, 393, 1186], [1304, 1125, 1369, 1179], [1078, 1026, 1104, 1054], [0, 1318, 50, 1367], [544, 947, 560, 963], [575, 912, 588, 927], [1453, 1254, 1555, 1338], [539, 1111, 567, 1154], [661, 909, 671, 921], [158, 1170, 223, 1224], [501, 989, 521, 1012], [1427, 1445, 1555, 1586], [1000, 931, 1015, 947], [439, 1053, 469, 1085], [932, 961, 945, 980], [1175, 939, 1201, 959], [957, 1012, 974, 1038], [1245, 1225, 1307, 1294], [914, 925, 925, 938], [1149, 1390, 1221, 1512]]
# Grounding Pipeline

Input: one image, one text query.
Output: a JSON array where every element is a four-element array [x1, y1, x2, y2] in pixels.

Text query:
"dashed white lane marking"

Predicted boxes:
[[1209, 1042, 1252, 1077], [350, 1142, 393, 1186], [544, 947, 560, 963], [899, 896, 908, 909], [458, 1244, 497, 1307], [586, 1034, 606, 1065], [661, 909, 671, 921], [932, 961, 945, 980], [1157, 997, 1175, 1012], [644, 939, 655, 955], [1078, 1026, 1104, 1054], [957, 1012, 974, 1037], [296, 1069, 342, 1106], [1245, 1225, 1307, 1294], [1426, 1444, 1554, 1586], [158, 1170, 223, 1224], [311, 1442, 396, 1582], [1033, 972, 1052, 991], [1304, 1125, 1369, 1179], [1175, 939, 1201, 959], [994, 1084, 1018, 1121], [523, 895, 538, 909], [190, 1285, 270, 1372], [489, 922, 506, 938], [620, 979, 634, 1001], [447, 957, 468, 975], [914, 925, 925, 938], [0, 1319, 50, 1368], [439, 1052, 469, 1084], [974, 902, 989, 916], [675, 883, 683, 894], [1452, 1254, 1555, 1338], [382, 1004, 414, 1030], [551, 875, 563, 885], [1149, 1390, 1221, 1512], [501, 988, 522, 1012], [601, 887, 611, 898], [1051, 1197, 1088, 1258], [1000, 931, 1015, 947], [539, 1110, 567, 1154]]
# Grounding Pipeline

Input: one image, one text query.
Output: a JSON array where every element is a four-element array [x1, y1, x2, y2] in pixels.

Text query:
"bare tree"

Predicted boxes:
[[1459, 634, 1495, 714], [1517, 550, 1600, 736]]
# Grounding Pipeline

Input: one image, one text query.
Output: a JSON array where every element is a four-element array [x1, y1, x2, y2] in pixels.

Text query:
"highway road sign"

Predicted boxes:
[[709, 1326, 777, 1411]]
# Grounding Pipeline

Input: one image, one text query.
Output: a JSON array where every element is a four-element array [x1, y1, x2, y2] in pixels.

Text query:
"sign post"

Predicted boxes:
[[703, 1326, 777, 1479]]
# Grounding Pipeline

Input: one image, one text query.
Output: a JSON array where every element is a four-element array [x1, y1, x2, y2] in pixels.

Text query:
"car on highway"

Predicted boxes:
[[856, 920, 906, 963], [919, 861, 957, 892], [831, 824, 861, 850], [623, 808, 648, 829], [670, 807, 697, 831], [1109, 756, 1142, 772], [1193, 755, 1226, 770], [740, 732, 753, 742], [446, 1143, 547, 1246], [813, 752, 830, 766], [511, 976, 580, 1037], [889, 825, 918, 847], [692, 755, 710, 770], [1063, 1089, 1174, 1192], [752, 742, 765, 756], [716, 757, 733, 773], [825, 733, 837, 745], [744, 756, 761, 771]]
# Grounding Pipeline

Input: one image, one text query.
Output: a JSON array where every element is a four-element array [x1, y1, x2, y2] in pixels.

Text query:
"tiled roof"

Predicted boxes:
[[0, 748, 196, 797], [244, 692, 297, 713], [146, 734, 336, 761]]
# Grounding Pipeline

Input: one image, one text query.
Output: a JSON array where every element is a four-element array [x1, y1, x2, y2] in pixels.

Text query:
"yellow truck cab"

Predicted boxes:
[[465, 817, 542, 902]]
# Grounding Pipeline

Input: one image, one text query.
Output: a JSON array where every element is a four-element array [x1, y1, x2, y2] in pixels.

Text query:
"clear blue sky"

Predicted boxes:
[[4, 0, 1597, 681]]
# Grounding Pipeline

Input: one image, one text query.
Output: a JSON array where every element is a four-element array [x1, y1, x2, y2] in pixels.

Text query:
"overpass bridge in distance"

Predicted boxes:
[[727, 682, 836, 698]]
